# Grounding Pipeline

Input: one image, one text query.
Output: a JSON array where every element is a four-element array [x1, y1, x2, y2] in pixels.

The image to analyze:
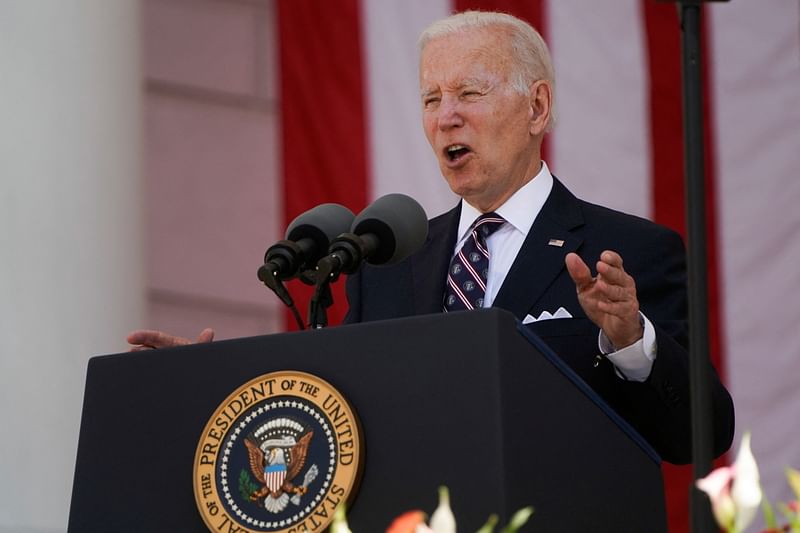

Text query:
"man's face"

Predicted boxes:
[[420, 28, 543, 212]]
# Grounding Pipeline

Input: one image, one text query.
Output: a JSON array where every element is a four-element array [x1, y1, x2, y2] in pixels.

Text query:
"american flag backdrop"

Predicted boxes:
[[275, 1, 800, 531]]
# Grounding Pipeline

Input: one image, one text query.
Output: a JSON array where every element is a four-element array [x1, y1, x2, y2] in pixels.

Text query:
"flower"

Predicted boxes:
[[696, 432, 763, 533], [331, 504, 353, 533], [386, 511, 427, 533], [696, 465, 736, 530], [429, 486, 456, 533], [332, 487, 533, 533], [731, 433, 763, 532]]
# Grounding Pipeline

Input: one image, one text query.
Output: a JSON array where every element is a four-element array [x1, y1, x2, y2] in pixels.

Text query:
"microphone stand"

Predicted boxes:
[[308, 233, 374, 329], [657, 1, 728, 531], [307, 267, 335, 329], [257, 265, 305, 330]]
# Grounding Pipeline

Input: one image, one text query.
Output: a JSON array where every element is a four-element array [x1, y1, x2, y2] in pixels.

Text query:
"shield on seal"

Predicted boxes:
[[264, 462, 287, 493]]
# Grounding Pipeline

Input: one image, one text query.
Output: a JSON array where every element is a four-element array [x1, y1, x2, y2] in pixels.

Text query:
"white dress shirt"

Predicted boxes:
[[451, 162, 656, 382]]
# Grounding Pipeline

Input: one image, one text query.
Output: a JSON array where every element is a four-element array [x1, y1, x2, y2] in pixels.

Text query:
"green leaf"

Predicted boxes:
[[475, 514, 498, 533], [761, 497, 778, 530], [238, 469, 258, 500], [787, 468, 800, 501], [499, 506, 534, 533]]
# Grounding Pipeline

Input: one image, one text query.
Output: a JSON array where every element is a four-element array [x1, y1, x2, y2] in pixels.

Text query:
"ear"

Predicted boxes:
[[528, 80, 552, 136]]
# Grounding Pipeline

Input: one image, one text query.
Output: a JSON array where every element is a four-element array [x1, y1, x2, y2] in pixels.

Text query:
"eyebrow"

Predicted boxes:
[[457, 77, 489, 89], [421, 77, 491, 98]]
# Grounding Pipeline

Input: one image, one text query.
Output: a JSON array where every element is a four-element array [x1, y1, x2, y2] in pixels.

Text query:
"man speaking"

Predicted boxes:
[[129, 11, 734, 464]]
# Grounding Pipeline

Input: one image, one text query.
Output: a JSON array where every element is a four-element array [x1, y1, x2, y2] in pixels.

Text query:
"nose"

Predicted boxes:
[[437, 95, 464, 131]]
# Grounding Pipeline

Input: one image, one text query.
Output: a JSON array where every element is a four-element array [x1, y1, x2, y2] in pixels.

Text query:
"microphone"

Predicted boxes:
[[257, 203, 355, 283], [318, 194, 428, 276]]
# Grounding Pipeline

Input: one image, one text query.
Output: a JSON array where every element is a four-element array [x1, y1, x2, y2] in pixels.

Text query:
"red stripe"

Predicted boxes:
[[457, 248, 487, 291], [454, 0, 550, 162], [447, 276, 475, 310], [643, 5, 726, 533], [277, 0, 370, 329]]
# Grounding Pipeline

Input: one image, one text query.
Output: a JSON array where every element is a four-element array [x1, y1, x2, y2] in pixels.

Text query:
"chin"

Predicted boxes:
[[442, 169, 471, 191], [445, 176, 485, 202]]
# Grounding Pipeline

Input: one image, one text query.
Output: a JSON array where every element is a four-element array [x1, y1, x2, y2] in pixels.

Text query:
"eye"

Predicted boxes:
[[423, 96, 440, 107]]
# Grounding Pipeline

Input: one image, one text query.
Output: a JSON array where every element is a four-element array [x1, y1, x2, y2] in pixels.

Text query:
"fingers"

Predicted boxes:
[[592, 251, 639, 320], [126, 329, 159, 346], [567, 250, 638, 315], [567, 250, 642, 348], [595, 251, 635, 300], [126, 329, 192, 351], [593, 276, 630, 303]]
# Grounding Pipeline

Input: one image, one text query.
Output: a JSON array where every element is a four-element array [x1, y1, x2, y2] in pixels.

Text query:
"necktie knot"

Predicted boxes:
[[471, 212, 505, 240], [443, 212, 506, 312]]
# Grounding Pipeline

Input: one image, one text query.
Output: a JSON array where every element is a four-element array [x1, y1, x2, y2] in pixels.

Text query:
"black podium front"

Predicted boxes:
[[69, 309, 666, 532]]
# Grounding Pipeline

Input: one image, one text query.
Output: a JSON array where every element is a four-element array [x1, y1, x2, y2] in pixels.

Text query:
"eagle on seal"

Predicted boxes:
[[244, 431, 314, 513]]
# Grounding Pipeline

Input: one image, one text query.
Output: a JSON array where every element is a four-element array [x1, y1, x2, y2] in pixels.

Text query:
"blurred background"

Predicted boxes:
[[1, 1, 798, 531]]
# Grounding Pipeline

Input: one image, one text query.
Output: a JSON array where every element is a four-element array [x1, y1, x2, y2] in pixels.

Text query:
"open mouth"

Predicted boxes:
[[444, 144, 473, 164]]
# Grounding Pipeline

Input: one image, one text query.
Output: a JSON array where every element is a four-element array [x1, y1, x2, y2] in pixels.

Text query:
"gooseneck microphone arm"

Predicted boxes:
[[257, 246, 305, 330], [308, 233, 381, 329], [257, 203, 355, 330]]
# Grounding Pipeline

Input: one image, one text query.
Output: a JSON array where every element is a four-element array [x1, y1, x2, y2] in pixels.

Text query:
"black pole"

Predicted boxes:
[[676, 4, 715, 532], [658, 0, 729, 530]]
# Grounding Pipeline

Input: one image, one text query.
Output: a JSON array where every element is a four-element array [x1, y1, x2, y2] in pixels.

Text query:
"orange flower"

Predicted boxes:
[[386, 510, 428, 533]]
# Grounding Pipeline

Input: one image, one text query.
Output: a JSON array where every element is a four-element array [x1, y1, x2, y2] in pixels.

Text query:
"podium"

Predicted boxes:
[[69, 309, 666, 532]]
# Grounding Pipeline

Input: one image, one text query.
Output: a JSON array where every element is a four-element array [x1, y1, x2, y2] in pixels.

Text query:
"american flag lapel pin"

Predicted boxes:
[[548, 239, 565, 247]]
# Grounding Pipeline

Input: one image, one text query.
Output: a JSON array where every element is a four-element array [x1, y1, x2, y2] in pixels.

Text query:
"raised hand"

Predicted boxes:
[[565, 251, 643, 349]]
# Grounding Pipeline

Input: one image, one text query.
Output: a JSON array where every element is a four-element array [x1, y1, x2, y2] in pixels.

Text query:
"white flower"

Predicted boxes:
[[330, 504, 352, 533], [697, 465, 736, 530], [696, 432, 763, 533], [731, 433, 763, 533], [429, 486, 456, 533]]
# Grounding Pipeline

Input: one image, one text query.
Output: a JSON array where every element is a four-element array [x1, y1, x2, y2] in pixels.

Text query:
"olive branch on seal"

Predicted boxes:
[[238, 469, 260, 501]]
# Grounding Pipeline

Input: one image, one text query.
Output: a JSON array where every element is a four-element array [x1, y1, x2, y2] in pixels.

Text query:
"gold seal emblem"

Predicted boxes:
[[193, 371, 363, 532]]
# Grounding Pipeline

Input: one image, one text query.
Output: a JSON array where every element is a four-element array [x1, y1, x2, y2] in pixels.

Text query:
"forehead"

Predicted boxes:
[[419, 28, 513, 89]]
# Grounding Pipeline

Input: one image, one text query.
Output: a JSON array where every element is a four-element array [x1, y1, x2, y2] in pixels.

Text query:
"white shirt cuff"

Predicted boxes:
[[597, 312, 656, 382]]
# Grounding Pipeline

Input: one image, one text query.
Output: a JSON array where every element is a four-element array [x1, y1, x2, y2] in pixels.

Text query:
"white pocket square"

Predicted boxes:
[[522, 307, 573, 324]]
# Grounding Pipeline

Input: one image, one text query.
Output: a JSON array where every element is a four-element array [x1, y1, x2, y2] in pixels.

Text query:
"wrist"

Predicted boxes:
[[606, 315, 645, 350]]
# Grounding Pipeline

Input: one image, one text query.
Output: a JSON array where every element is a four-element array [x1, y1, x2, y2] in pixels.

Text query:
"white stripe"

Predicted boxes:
[[457, 248, 487, 291], [471, 231, 490, 258], [710, 0, 800, 503], [548, 0, 651, 219], [447, 275, 474, 310], [362, 0, 459, 218]]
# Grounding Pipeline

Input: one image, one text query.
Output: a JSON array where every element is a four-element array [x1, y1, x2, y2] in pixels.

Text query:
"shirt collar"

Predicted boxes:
[[457, 161, 554, 241]]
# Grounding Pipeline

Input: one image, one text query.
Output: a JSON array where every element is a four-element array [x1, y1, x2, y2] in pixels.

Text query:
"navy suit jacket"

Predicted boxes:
[[345, 177, 734, 464]]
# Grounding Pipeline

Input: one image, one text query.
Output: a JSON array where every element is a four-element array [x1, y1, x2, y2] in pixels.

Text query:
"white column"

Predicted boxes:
[[0, 1, 144, 531]]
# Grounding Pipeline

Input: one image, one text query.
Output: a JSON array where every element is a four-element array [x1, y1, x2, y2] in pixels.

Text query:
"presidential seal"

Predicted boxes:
[[193, 371, 364, 533]]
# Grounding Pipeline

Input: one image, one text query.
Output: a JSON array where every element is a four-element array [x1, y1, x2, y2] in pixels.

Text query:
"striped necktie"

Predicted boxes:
[[443, 212, 505, 311]]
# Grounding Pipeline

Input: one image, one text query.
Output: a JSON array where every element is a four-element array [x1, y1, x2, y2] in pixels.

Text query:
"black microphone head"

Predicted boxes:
[[351, 193, 428, 265], [285, 203, 355, 260]]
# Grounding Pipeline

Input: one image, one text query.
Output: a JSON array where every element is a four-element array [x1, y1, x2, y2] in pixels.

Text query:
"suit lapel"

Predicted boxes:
[[410, 205, 461, 315], [493, 177, 585, 320]]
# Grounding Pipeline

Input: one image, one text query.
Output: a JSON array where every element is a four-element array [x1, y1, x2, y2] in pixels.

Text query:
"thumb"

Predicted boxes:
[[196, 328, 215, 343], [565, 252, 593, 288]]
